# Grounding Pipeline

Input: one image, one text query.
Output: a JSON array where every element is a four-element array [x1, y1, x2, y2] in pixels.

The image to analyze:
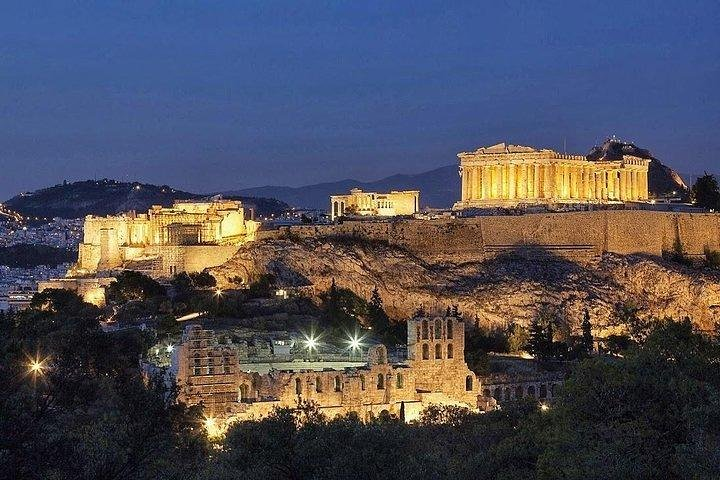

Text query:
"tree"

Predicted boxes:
[[581, 309, 593, 354], [691, 173, 720, 211], [367, 287, 403, 344], [367, 287, 390, 333], [538, 319, 720, 479], [106, 271, 166, 304], [527, 317, 547, 357], [320, 280, 367, 333], [507, 323, 529, 354], [189, 271, 217, 288], [247, 273, 275, 298]]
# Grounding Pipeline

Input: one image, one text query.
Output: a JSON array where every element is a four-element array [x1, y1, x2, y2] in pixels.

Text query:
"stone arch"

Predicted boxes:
[[396, 372, 404, 389], [360, 375, 366, 391], [422, 343, 429, 360], [434, 319, 442, 339], [377, 373, 385, 390], [447, 343, 454, 359], [334, 376, 342, 392], [435, 343, 442, 359], [539, 384, 548, 399], [446, 320, 453, 339], [421, 320, 429, 340], [295, 378, 302, 395], [551, 383, 559, 397], [527, 385, 536, 398], [315, 376, 323, 393], [465, 375, 474, 391]]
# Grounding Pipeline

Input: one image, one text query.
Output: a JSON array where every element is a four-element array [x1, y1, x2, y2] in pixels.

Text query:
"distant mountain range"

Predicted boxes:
[[226, 165, 459, 210], [229, 140, 689, 209], [4, 180, 290, 219], [3, 141, 691, 218]]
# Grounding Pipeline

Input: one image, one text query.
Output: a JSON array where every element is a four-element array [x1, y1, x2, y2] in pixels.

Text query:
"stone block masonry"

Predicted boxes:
[[275, 211, 720, 261]]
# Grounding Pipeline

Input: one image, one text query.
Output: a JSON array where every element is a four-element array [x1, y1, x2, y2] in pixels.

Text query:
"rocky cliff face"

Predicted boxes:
[[211, 237, 720, 333]]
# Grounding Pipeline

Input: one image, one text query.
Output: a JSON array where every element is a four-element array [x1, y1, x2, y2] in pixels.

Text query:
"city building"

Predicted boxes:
[[330, 188, 420, 221], [453, 143, 650, 209], [173, 316, 496, 423]]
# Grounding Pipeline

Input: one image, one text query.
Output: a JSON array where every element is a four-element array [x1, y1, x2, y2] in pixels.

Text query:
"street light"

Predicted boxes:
[[347, 333, 364, 360], [28, 358, 45, 376]]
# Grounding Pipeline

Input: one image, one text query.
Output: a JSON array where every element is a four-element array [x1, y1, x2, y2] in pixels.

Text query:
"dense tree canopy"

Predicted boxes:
[[691, 173, 720, 211], [3, 286, 720, 479]]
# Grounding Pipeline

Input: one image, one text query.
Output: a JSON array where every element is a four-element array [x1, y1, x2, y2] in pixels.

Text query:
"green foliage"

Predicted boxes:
[[691, 173, 720, 211], [366, 287, 405, 345], [527, 316, 549, 358], [664, 235, 693, 266], [106, 270, 166, 304], [537, 318, 720, 479], [507, 323, 530, 354], [465, 323, 509, 374], [319, 279, 368, 333], [580, 309, 593, 354], [0, 290, 208, 479], [247, 273, 275, 299], [0, 244, 75, 268], [189, 271, 217, 288], [704, 246, 720, 268]]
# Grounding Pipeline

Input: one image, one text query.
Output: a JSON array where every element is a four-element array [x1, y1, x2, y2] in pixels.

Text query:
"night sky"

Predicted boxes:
[[1, 1, 718, 200]]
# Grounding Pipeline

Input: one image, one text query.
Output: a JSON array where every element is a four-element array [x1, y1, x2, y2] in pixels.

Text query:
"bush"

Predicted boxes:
[[705, 246, 720, 268]]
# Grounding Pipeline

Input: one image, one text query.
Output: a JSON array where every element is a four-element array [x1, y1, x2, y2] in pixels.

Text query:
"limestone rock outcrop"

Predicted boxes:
[[211, 237, 720, 333]]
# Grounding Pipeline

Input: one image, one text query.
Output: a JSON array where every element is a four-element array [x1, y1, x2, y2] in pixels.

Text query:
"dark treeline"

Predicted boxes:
[[0, 244, 75, 268], [1, 289, 720, 479]]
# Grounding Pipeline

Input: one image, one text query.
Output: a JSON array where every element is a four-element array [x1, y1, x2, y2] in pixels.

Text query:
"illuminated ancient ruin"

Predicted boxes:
[[173, 316, 496, 423], [69, 199, 260, 277], [454, 143, 649, 209], [330, 188, 419, 220]]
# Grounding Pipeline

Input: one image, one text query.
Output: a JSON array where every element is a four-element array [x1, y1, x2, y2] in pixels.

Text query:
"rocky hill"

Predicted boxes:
[[587, 138, 688, 197], [4, 179, 290, 219], [229, 141, 688, 209], [211, 237, 720, 333]]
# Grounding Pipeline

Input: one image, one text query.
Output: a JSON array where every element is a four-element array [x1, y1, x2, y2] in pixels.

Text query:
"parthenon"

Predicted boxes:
[[453, 143, 649, 209]]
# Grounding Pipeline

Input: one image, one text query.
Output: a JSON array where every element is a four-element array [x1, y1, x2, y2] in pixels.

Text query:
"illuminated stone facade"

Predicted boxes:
[[174, 316, 496, 422], [330, 188, 419, 220], [69, 200, 260, 278], [454, 143, 649, 209]]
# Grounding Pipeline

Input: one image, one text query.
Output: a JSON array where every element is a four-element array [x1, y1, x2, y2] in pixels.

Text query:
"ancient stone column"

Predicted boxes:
[[543, 164, 550, 198], [482, 165, 491, 200], [460, 167, 468, 202], [533, 164, 540, 200], [641, 170, 649, 199], [508, 164, 516, 200]]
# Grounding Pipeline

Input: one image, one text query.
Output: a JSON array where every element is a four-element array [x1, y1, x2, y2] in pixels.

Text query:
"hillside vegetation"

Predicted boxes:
[[0, 244, 75, 268], [5, 179, 290, 218]]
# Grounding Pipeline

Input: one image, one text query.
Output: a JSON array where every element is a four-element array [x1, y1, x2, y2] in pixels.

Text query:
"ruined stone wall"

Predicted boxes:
[[134, 245, 241, 276], [280, 211, 720, 260]]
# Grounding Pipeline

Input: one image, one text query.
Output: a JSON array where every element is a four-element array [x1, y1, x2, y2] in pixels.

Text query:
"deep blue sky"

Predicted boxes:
[[1, 1, 718, 199]]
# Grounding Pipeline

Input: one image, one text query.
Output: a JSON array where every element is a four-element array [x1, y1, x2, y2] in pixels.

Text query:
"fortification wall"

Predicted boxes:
[[280, 211, 720, 260]]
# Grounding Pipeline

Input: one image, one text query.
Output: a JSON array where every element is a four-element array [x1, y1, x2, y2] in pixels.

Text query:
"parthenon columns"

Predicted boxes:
[[458, 159, 649, 206]]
